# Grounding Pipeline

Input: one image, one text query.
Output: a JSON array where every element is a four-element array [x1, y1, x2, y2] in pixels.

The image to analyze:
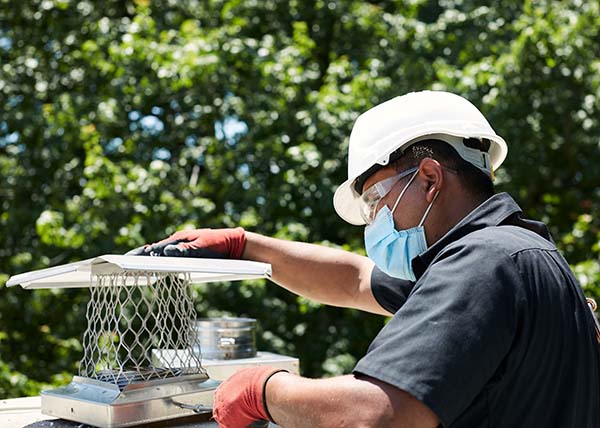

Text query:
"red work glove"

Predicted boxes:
[[126, 228, 246, 259], [212, 366, 287, 428]]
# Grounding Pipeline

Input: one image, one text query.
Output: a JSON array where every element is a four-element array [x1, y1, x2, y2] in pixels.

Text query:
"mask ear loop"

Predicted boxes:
[[418, 190, 439, 227], [390, 170, 420, 215]]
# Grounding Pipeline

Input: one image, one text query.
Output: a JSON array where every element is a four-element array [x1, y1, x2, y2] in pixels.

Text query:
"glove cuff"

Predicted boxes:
[[229, 227, 247, 259], [261, 369, 288, 423]]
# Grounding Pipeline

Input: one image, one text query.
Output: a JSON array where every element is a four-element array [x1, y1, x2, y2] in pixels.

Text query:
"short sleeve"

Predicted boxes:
[[354, 238, 521, 427], [370, 266, 415, 314]]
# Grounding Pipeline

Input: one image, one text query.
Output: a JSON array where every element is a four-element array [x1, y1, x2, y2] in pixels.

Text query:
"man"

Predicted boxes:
[[136, 91, 600, 427]]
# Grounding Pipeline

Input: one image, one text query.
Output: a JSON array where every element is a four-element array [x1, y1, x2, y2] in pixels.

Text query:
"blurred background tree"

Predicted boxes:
[[0, 0, 598, 397]]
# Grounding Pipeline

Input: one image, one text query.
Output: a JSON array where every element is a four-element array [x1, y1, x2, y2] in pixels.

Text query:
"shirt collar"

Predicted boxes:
[[411, 192, 552, 280]]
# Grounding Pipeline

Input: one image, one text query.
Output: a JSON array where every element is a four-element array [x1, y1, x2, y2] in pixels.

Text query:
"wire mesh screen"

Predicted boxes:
[[79, 271, 205, 388]]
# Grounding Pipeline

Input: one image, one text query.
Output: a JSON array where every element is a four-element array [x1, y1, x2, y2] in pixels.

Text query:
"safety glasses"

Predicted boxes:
[[358, 167, 418, 225]]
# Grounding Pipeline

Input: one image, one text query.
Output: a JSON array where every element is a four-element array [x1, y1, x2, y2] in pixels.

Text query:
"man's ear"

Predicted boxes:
[[418, 158, 443, 203]]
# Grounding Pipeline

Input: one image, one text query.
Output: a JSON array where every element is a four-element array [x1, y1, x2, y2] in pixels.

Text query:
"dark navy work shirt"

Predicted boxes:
[[354, 193, 600, 428]]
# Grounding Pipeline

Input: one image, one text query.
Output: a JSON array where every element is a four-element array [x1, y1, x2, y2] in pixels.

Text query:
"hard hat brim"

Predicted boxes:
[[333, 179, 366, 226], [333, 133, 508, 226]]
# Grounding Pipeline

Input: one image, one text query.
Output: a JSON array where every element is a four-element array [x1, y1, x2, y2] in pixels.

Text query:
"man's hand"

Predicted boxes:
[[213, 366, 287, 428], [127, 227, 246, 259]]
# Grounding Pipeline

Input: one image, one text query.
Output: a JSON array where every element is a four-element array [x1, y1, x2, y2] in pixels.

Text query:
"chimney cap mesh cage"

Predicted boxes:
[[80, 271, 205, 389], [6, 255, 272, 388]]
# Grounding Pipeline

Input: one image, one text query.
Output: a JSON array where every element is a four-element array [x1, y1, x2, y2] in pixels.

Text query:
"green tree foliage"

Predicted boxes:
[[0, 0, 598, 397]]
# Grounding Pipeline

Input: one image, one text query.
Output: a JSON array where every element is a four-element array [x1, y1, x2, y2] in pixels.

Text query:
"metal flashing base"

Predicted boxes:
[[41, 374, 219, 428]]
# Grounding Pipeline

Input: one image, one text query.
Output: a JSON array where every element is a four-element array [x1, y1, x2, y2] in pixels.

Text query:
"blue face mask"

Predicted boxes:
[[364, 171, 438, 281]]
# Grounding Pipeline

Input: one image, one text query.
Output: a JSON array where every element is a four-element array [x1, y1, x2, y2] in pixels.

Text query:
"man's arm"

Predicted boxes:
[[134, 228, 391, 316], [265, 372, 439, 428], [243, 232, 390, 316]]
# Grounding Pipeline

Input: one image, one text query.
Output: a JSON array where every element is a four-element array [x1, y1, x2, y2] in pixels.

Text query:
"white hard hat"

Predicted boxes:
[[333, 90, 508, 225]]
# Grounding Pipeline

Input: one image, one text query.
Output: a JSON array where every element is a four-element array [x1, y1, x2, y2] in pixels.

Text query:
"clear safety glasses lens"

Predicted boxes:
[[358, 167, 418, 225]]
